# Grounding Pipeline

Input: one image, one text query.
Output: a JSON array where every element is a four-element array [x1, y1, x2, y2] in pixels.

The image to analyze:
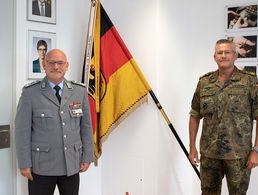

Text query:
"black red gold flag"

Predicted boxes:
[[84, 1, 151, 161]]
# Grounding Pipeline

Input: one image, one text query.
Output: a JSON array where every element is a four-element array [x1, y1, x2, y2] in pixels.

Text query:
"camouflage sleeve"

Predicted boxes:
[[190, 81, 203, 118], [252, 80, 258, 119]]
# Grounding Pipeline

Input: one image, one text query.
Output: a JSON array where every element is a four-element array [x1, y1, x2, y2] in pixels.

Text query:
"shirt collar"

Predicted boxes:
[[38, 0, 45, 6], [48, 80, 64, 90], [209, 66, 240, 83]]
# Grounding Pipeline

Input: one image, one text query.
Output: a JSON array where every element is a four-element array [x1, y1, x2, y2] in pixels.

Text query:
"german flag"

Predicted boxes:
[[85, 2, 151, 161]]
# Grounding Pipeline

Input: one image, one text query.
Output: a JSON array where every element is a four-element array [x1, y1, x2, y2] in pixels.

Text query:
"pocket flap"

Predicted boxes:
[[200, 90, 216, 97], [74, 142, 82, 151], [34, 109, 53, 118], [228, 89, 248, 95], [32, 143, 50, 152]]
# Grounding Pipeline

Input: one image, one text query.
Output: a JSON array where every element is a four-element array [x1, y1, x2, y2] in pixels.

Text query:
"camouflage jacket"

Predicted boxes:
[[190, 66, 258, 159]]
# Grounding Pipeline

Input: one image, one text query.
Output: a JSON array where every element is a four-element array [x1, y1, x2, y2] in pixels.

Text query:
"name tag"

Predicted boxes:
[[69, 102, 83, 117]]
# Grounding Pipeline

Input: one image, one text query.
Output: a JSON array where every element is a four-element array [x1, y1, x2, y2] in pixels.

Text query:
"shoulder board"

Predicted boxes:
[[71, 80, 86, 88], [24, 80, 40, 88], [241, 69, 256, 77], [199, 71, 214, 80]]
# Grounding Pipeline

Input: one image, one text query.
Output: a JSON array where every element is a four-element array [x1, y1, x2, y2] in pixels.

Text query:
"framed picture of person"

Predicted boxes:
[[27, 0, 56, 24], [226, 32, 258, 62], [28, 30, 56, 80], [225, 2, 257, 32]]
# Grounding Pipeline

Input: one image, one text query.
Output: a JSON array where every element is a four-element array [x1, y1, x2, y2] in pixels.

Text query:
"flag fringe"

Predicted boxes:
[[94, 94, 148, 163]]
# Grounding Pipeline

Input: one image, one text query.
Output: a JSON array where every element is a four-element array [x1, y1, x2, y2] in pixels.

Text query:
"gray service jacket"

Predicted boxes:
[[15, 77, 94, 176]]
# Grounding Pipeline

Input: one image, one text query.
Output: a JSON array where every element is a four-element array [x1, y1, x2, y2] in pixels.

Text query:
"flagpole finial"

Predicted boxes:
[[91, 0, 97, 7]]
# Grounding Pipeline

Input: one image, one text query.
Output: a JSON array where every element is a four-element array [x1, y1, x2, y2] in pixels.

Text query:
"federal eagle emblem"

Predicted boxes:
[[88, 63, 107, 101]]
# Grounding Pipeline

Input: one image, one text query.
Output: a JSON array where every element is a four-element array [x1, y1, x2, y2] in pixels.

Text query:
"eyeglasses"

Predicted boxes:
[[215, 50, 236, 56], [38, 48, 47, 51], [47, 61, 67, 66]]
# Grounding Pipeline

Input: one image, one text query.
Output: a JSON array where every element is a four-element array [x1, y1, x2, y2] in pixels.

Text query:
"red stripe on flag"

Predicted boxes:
[[88, 96, 96, 133], [101, 26, 132, 82]]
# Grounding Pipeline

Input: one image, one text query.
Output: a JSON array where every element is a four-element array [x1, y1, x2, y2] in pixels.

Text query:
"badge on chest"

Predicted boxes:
[[69, 102, 83, 117]]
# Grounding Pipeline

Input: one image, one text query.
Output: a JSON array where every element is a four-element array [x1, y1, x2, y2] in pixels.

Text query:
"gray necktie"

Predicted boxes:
[[40, 2, 45, 16]]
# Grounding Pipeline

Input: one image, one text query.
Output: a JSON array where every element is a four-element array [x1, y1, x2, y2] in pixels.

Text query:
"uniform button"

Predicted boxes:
[[60, 111, 64, 114], [62, 122, 65, 126], [64, 134, 67, 138], [41, 113, 45, 117], [36, 147, 40, 151], [64, 147, 67, 150]]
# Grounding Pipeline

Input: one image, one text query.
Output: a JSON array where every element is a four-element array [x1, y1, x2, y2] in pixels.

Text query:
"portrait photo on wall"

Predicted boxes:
[[28, 30, 56, 80], [226, 3, 257, 32], [27, 0, 56, 24], [227, 34, 257, 61]]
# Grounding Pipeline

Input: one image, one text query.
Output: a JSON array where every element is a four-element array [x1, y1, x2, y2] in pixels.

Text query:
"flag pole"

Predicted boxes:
[[149, 90, 200, 179], [82, 0, 98, 87]]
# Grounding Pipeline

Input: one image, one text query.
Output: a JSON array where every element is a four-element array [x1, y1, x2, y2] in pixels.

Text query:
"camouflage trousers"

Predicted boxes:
[[200, 156, 251, 195]]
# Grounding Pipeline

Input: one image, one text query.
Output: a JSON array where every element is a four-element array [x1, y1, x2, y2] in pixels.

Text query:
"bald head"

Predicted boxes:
[[45, 49, 67, 62], [43, 49, 69, 84]]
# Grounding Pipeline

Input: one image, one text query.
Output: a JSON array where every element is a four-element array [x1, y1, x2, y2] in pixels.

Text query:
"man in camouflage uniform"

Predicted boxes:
[[189, 39, 258, 195]]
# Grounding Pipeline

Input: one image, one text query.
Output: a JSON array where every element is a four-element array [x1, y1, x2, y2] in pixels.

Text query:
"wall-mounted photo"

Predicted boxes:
[[27, 0, 56, 24], [28, 30, 56, 80], [226, 3, 257, 32], [227, 33, 257, 61]]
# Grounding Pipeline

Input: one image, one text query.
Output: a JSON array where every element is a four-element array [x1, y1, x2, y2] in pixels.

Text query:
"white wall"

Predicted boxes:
[[13, 0, 258, 195], [0, 1, 15, 195], [100, 0, 159, 195]]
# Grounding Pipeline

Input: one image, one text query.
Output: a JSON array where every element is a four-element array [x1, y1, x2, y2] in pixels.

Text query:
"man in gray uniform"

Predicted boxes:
[[15, 49, 94, 195]]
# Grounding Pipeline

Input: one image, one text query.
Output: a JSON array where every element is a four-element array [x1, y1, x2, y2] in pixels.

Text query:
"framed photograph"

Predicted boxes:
[[225, 2, 257, 32], [28, 30, 56, 80], [227, 32, 258, 62], [27, 0, 56, 24]]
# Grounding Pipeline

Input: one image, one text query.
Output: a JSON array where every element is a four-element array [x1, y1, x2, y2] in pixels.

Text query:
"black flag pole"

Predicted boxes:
[[149, 90, 200, 179]]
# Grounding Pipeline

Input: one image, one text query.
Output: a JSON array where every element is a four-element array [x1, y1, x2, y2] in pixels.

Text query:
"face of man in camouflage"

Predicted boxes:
[[214, 42, 238, 70]]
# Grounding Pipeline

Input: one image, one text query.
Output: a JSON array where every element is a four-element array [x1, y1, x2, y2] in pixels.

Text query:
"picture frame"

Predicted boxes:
[[28, 30, 56, 80], [225, 2, 257, 33], [226, 32, 258, 62], [27, 0, 56, 24]]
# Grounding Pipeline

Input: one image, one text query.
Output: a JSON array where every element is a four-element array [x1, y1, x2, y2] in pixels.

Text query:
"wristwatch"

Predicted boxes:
[[253, 146, 258, 153]]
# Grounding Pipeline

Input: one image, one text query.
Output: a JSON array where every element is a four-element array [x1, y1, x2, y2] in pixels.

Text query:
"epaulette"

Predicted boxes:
[[24, 80, 40, 88], [241, 69, 256, 77], [199, 71, 214, 80], [71, 80, 86, 88]]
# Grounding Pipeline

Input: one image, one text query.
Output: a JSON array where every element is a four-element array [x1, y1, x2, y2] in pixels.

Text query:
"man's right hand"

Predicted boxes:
[[189, 146, 200, 167], [20, 167, 33, 181]]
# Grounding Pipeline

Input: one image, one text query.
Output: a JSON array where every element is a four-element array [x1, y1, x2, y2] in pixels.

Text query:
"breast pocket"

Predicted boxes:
[[200, 90, 216, 115], [228, 89, 249, 113], [33, 109, 54, 131], [69, 109, 83, 130]]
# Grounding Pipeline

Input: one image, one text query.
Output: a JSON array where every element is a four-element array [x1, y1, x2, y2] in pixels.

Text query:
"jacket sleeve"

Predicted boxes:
[[190, 81, 202, 118], [15, 87, 33, 168], [80, 87, 94, 163]]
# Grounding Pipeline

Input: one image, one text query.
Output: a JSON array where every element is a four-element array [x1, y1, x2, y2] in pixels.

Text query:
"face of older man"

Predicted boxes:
[[43, 49, 69, 85], [214, 42, 238, 70]]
